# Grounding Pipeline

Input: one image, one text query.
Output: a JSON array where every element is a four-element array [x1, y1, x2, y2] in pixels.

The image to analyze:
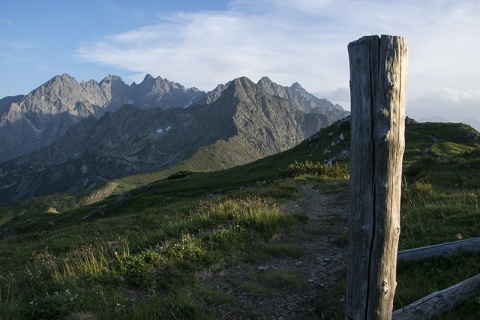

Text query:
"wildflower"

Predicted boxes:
[[119, 276, 125, 282]]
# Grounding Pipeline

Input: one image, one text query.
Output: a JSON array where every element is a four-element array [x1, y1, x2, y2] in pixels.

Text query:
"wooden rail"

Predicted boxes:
[[392, 238, 480, 319], [393, 273, 480, 319], [397, 237, 480, 262]]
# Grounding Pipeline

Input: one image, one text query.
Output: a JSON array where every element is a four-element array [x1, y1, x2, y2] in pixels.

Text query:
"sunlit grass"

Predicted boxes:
[[0, 194, 308, 319]]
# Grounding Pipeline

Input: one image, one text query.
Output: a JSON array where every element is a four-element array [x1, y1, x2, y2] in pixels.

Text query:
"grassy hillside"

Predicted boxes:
[[0, 117, 351, 221], [1, 119, 479, 319]]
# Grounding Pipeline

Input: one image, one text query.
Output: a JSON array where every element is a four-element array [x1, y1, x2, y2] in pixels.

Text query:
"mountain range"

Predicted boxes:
[[0, 74, 349, 205], [0, 74, 206, 163]]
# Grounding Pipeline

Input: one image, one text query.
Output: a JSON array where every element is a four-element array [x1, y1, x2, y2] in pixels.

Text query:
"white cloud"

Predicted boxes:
[[408, 88, 480, 129], [75, 0, 480, 121], [75, 1, 352, 92], [230, 0, 332, 12], [315, 87, 351, 110], [432, 88, 480, 103]]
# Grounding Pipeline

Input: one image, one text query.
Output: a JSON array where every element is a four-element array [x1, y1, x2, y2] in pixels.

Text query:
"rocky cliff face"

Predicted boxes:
[[227, 77, 329, 154], [0, 74, 203, 162], [0, 74, 349, 163], [0, 76, 338, 205], [256, 76, 349, 120], [0, 95, 24, 114], [130, 74, 206, 109]]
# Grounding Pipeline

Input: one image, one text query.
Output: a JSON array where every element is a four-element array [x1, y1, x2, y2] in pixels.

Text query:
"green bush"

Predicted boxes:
[[115, 255, 153, 287], [162, 234, 209, 269], [279, 160, 349, 179]]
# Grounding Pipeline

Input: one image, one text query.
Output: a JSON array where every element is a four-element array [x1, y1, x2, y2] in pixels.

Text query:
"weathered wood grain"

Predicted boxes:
[[393, 273, 480, 319], [397, 237, 480, 262], [346, 35, 408, 320]]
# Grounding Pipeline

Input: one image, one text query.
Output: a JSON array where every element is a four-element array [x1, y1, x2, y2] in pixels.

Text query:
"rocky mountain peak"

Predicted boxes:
[[256, 77, 283, 96], [130, 75, 203, 109], [231, 76, 256, 90], [23, 74, 86, 111], [143, 74, 154, 81], [53, 73, 77, 83], [137, 74, 156, 88], [257, 76, 274, 86], [223, 77, 259, 101], [0, 74, 128, 161], [290, 82, 303, 91], [100, 74, 125, 84], [203, 83, 229, 104]]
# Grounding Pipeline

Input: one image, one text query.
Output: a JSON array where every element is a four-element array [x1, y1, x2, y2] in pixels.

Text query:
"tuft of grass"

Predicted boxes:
[[279, 160, 349, 180], [45, 207, 60, 214]]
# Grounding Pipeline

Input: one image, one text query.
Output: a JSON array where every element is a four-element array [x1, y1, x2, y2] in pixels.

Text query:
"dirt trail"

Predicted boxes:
[[201, 182, 349, 319]]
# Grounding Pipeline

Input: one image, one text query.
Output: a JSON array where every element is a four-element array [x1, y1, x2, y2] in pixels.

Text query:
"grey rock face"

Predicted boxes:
[[0, 74, 205, 162], [0, 95, 24, 114], [0, 73, 352, 206], [199, 76, 349, 122], [256, 76, 349, 120], [0, 76, 347, 205], [130, 74, 205, 109]]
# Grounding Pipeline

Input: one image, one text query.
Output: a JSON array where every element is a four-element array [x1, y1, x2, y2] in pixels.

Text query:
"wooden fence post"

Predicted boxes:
[[346, 35, 408, 319]]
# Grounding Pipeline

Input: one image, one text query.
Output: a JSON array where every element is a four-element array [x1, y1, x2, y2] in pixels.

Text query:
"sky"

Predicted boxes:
[[1, 0, 479, 129]]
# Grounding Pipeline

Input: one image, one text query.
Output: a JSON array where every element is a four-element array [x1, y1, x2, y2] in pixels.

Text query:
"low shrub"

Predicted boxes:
[[279, 160, 349, 179]]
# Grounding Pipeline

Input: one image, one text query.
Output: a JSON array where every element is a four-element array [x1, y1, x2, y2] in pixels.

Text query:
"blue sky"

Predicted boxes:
[[1, 0, 479, 128]]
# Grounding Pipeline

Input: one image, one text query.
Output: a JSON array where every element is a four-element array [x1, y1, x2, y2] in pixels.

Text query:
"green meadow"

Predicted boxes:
[[1, 120, 479, 319]]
